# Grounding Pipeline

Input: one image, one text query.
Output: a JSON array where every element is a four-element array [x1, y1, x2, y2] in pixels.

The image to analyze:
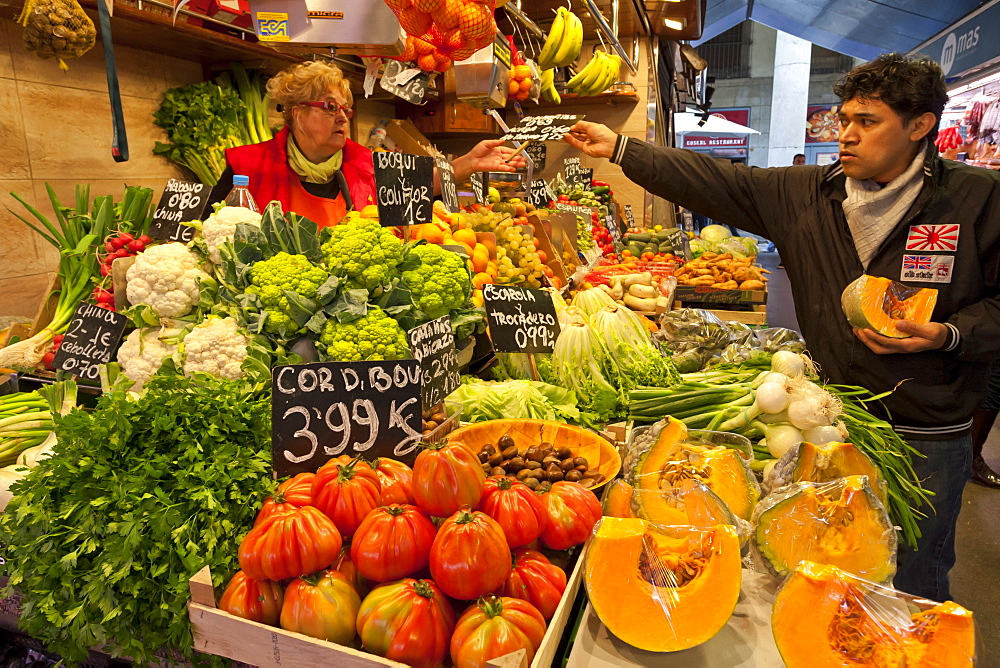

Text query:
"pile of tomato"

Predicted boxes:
[[590, 211, 616, 257], [226, 441, 603, 666]]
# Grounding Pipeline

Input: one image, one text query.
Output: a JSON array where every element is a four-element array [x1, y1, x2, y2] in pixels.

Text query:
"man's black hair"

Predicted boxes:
[[793, 153, 805, 160], [834, 53, 948, 140]]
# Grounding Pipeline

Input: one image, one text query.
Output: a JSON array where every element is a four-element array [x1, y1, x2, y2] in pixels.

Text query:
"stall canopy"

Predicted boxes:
[[674, 110, 760, 136], [692, 0, 983, 61]]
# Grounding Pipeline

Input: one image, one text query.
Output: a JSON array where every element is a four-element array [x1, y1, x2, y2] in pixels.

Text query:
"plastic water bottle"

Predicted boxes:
[[225, 175, 258, 213]]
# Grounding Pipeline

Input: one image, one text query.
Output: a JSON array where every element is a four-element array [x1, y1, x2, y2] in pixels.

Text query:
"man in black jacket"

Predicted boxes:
[[565, 53, 1000, 601]]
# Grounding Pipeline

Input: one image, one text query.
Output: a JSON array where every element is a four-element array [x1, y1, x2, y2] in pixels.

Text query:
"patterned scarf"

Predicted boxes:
[[287, 133, 343, 184]]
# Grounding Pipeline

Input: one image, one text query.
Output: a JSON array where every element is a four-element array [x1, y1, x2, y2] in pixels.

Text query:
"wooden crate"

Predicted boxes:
[[188, 547, 586, 668], [674, 285, 767, 305]]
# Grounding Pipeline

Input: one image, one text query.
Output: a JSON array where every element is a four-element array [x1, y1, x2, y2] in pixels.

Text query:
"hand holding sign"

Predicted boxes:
[[373, 152, 434, 227], [501, 114, 585, 143]]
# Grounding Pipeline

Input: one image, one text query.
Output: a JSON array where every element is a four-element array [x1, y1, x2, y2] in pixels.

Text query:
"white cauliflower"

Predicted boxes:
[[181, 316, 250, 380], [117, 327, 180, 391], [202, 206, 262, 264], [126, 242, 211, 318]]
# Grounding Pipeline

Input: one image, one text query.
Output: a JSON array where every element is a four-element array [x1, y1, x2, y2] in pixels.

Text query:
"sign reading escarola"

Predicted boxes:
[[483, 284, 560, 353]]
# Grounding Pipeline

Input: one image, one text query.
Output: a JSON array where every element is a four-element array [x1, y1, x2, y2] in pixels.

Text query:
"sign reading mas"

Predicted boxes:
[[917, 3, 998, 79]]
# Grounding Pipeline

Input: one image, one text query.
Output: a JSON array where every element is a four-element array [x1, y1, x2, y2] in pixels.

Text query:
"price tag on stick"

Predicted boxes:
[[53, 301, 129, 382], [407, 315, 461, 410], [483, 284, 560, 353], [469, 171, 485, 203], [271, 360, 423, 476], [434, 153, 460, 213], [624, 204, 636, 228], [373, 152, 434, 227], [149, 179, 209, 243], [529, 179, 555, 208]]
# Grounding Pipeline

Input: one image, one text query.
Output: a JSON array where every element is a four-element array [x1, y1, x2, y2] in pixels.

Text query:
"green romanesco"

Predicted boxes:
[[245, 252, 328, 334], [321, 217, 404, 292], [401, 243, 471, 319], [320, 307, 409, 362]]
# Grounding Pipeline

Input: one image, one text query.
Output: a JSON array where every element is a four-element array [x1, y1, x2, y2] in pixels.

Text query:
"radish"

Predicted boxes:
[[105, 240, 116, 253], [128, 239, 145, 252], [111, 236, 128, 250]]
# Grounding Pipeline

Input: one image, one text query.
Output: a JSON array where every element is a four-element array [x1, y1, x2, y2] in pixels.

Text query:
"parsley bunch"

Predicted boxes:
[[0, 374, 275, 665]]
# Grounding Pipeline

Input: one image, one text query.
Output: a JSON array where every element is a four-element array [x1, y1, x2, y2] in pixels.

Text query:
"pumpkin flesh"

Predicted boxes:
[[841, 275, 938, 338], [788, 441, 888, 506]]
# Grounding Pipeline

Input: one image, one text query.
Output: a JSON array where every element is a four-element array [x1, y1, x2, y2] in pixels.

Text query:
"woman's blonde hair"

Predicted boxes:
[[267, 60, 353, 127]]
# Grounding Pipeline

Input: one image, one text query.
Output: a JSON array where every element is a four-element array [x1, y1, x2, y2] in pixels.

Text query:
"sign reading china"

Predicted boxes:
[[681, 108, 751, 149]]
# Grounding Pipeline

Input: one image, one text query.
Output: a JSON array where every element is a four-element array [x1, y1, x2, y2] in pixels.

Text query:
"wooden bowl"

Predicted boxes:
[[447, 419, 621, 490]]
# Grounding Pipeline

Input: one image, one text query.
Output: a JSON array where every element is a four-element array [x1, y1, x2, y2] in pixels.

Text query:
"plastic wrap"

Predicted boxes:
[[751, 475, 897, 583], [625, 422, 754, 480], [764, 440, 889, 504], [628, 479, 751, 548], [583, 517, 743, 653], [772, 561, 976, 667]]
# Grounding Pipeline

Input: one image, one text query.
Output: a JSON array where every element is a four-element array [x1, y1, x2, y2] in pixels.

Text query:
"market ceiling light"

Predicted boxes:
[[663, 17, 686, 29]]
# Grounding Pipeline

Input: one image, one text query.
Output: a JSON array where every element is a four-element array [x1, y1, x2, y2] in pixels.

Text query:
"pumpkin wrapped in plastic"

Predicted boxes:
[[841, 274, 937, 338], [628, 479, 751, 548], [18, 0, 96, 71], [763, 440, 888, 505], [773, 561, 976, 667]]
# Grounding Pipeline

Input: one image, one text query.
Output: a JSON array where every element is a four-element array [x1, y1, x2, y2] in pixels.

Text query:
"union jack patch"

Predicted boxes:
[[906, 224, 959, 252], [900, 254, 954, 283]]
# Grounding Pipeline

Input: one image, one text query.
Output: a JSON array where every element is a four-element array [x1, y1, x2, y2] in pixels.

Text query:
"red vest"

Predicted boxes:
[[225, 127, 376, 227]]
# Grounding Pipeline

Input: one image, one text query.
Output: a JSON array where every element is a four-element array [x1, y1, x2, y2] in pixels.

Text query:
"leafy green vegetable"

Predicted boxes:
[[0, 375, 274, 665], [446, 378, 583, 424]]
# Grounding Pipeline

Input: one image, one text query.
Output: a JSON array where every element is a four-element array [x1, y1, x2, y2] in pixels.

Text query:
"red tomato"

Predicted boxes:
[[538, 481, 603, 550], [495, 549, 567, 620], [371, 457, 414, 505], [477, 477, 548, 548], [280, 570, 361, 644], [218, 570, 283, 626], [352, 504, 436, 582], [331, 543, 369, 598], [450, 595, 547, 667], [311, 457, 382, 537], [238, 505, 343, 581], [356, 579, 456, 667], [254, 471, 315, 526], [430, 508, 510, 600], [412, 442, 486, 517]]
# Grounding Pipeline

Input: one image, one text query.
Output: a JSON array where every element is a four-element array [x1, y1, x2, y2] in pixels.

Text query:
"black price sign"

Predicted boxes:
[[501, 114, 585, 142], [380, 60, 430, 104], [470, 171, 485, 203], [407, 316, 460, 409], [434, 153, 459, 213], [149, 179, 209, 243], [483, 284, 560, 353], [525, 142, 546, 170], [663, 228, 687, 255], [373, 152, 434, 227], [271, 360, 423, 475], [53, 301, 129, 381], [529, 179, 555, 208], [624, 204, 635, 228]]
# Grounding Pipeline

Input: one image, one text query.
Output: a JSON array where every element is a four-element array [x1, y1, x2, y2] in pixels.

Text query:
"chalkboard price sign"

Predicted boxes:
[[529, 179, 555, 208], [624, 204, 636, 228], [501, 114, 585, 143], [525, 142, 546, 170], [380, 60, 430, 104], [271, 360, 423, 475], [434, 153, 460, 213], [373, 152, 434, 227], [407, 316, 460, 409], [149, 179, 209, 243], [53, 301, 129, 381], [483, 283, 560, 354], [469, 171, 485, 203]]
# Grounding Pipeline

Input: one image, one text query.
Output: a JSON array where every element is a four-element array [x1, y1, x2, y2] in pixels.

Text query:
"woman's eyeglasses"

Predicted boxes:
[[298, 101, 354, 118]]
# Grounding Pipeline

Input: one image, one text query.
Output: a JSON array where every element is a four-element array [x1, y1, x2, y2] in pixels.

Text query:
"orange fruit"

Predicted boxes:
[[453, 227, 477, 248], [414, 37, 435, 55], [386, 0, 411, 10], [536, 249, 547, 263], [414, 223, 445, 244], [514, 90, 529, 101], [431, 0, 461, 30], [399, 37, 417, 62], [398, 7, 432, 36], [508, 80, 520, 95], [472, 272, 492, 289], [441, 27, 464, 51], [434, 57, 452, 73], [412, 0, 442, 12], [452, 44, 478, 61], [417, 54, 438, 71], [514, 65, 531, 80], [518, 78, 532, 92]]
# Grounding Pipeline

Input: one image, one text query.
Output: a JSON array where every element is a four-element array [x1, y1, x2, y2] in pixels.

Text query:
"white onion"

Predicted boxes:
[[771, 350, 806, 377], [763, 424, 803, 457], [756, 382, 790, 414], [803, 425, 844, 444]]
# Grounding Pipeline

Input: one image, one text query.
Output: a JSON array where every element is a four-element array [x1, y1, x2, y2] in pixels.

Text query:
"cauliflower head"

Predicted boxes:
[[117, 327, 180, 391], [245, 252, 329, 335], [319, 307, 409, 362], [126, 242, 210, 318], [321, 217, 403, 292], [401, 243, 471, 319], [202, 205, 262, 264], [181, 316, 250, 380]]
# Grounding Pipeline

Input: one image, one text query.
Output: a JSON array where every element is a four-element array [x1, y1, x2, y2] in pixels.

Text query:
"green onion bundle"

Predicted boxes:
[[0, 392, 51, 466]]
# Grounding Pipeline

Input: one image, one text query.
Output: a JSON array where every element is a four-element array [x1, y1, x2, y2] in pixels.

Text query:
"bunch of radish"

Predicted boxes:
[[94, 231, 152, 310]]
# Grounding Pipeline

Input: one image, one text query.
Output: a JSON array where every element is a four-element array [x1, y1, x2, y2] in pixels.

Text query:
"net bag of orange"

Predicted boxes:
[[18, 0, 97, 71], [385, 0, 497, 67]]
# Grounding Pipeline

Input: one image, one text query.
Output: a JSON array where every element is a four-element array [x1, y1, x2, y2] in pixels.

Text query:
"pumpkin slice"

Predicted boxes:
[[603, 479, 635, 518], [753, 475, 896, 583], [841, 274, 938, 338], [765, 441, 888, 506], [631, 478, 745, 543], [585, 518, 741, 652], [773, 561, 976, 668]]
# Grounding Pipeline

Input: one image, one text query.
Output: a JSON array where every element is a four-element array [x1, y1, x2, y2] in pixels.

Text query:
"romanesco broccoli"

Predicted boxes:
[[321, 217, 403, 292], [401, 243, 471, 319], [319, 307, 409, 362], [245, 252, 328, 335]]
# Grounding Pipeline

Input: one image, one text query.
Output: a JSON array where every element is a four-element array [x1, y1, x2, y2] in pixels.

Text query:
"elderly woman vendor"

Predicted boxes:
[[212, 60, 524, 224]]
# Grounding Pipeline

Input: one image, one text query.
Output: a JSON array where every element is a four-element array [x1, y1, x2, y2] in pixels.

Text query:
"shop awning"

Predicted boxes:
[[674, 111, 761, 136], [693, 0, 983, 60]]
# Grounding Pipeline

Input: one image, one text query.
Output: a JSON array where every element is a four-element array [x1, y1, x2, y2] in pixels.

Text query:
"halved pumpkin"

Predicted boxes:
[[773, 561, 976, 668], [766, 441, 888, 506], [632, 478, 743, 538], [585, 518, 741, 652], [841, 274, 938, 338], [603, 479, 635, 518], [633, 418, 760, 521], [753, 475, 896, 583]]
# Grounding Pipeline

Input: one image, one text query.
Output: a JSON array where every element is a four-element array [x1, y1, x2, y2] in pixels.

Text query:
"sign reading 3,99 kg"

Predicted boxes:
[[271, 360, 423, 476], [483, 284, 560, 353]]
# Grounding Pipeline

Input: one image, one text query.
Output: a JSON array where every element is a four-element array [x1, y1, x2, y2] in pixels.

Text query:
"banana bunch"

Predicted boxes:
[[540, 68, 561, 104], [537, 7, 583, 70], [565, 50, 621, 96]]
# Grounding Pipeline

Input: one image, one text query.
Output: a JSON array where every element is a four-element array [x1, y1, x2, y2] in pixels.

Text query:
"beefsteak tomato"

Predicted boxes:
[[280, 569, 361, 644], [238, 505, 343, 581], [218, 570, 283, 626], [352, 504, 436, 582], [495, 549, 567, 620], [538, 481, 603, 550], [356, 579, 456, 667], [450, 595, 547, 667], [371, 457, 414, 505], [430, 508, 510, 600], [478, 476, 548, 548], [254, 471, 315, 526], [412, 441, 486, 517], [311, 457, 382, 537], [331, 543, 369, 598]]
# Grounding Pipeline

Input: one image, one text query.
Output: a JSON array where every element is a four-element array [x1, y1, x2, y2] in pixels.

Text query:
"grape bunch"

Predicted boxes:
[[461, 208, 546, 289]]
